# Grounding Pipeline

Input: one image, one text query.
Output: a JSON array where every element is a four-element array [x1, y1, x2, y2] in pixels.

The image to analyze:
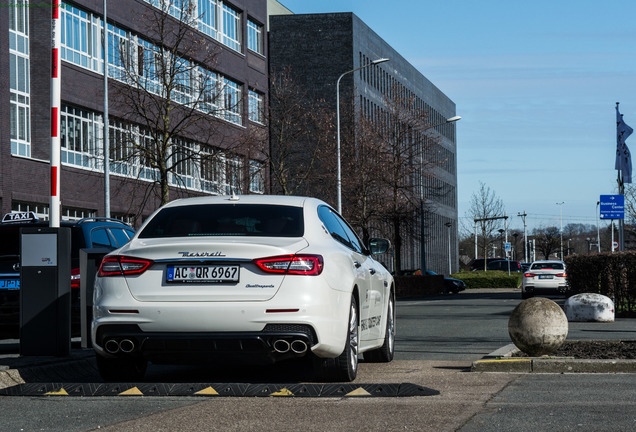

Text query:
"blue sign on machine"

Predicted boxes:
[[599, 195, 625, 219]]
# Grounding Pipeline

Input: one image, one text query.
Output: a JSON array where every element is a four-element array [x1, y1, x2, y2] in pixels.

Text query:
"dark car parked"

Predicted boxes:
[[0, 212, 134, 338], [424, 270, 466, 294], [486, 260, 522, 272], [469, 258, 505, 271]]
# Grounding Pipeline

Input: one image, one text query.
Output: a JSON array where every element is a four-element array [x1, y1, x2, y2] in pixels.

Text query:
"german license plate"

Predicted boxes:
[[166, 265, 239, 283], [539, 275, 553, 279], [0, 279, 19, 290]]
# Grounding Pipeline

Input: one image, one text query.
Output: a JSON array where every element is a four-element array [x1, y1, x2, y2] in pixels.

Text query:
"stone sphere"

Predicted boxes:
[[508, 297, 568, 356]]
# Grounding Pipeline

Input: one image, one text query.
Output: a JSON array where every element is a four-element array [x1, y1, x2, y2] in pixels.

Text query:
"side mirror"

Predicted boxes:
[[368, 238, 390, 255]]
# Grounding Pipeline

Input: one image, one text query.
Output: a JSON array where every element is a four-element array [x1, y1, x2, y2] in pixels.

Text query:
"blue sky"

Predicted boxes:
[[277, 0, 636, 234]]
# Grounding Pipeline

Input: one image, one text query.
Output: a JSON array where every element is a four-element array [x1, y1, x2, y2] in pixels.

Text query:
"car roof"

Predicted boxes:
[[531, 260, 565, 264], [161, 195, 323, 209], [135, 195, 339, 241]]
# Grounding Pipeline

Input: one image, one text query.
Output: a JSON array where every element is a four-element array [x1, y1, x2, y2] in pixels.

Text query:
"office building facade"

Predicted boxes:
[[269, 12, 459, 274], [1, 0, 268, 225]]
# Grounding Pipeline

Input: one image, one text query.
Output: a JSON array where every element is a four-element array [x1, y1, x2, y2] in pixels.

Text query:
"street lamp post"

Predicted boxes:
[[336, 57, 390, 214], [445, 222, 452, 275], [518, 211, 528, 262], [419, 115, 461, 273], [103, 0, 111, 218], [557, 202, 565, 260], [596, 201, 601, 252]]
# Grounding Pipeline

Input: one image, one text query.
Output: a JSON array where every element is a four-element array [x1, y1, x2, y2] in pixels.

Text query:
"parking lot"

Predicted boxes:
[[2, 289, 636, 431]]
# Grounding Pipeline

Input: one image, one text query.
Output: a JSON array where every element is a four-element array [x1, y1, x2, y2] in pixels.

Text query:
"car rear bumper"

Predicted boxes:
[[522, 284, 570, 296], [92, 276, 354, 360], [93, 323, 318, 364]]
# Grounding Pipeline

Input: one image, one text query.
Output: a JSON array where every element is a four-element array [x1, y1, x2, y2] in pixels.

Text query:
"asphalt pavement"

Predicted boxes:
[[1, 288, 636, 431]]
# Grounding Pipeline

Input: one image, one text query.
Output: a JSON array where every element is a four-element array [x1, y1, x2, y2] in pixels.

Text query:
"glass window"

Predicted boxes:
[[109, 120, 135, 176], [226, 156, 242, 193], [247, 19, 263, 55], [110, 228, 134, 247], [221, 4, 241, 52], [318, 206, 355, 251], [171, 139, 195, 189], [143, 0, 240, 52], [248, 160, 264, 193], [61, 104, 102, 170], [91, 228, 113, 248], [60, 3, 103, 74], [139, 204, 304, 238], [9, 1, 30, 158], [223, 78, 242, 125], [138, 129, 160, 182], [317, 206, 364, 253], [108, 24, 130, 82], [169, 0, 195, 20], [198, 0, 218, 38], [137, 39, 162, 95], [249, 160, 264, 193], [172, 58, 193, 104], [200, 151, 225, 194], [197, 67, 219, 114], [248, 89, 264, 123]]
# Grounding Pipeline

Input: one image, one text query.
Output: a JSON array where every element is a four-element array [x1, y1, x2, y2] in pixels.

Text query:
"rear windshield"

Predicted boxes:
[[531, 262, 564, 270], [138, 204, 304, 238]]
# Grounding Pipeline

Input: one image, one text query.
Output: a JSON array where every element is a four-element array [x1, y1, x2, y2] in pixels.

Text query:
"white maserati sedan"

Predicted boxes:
[[92, 195, 395, 382]]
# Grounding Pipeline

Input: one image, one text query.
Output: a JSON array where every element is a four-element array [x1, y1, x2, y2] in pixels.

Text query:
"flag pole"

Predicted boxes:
[[617, 102, 625, 251]]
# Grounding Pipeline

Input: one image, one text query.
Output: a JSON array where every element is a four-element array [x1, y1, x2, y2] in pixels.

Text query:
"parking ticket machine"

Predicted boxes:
[[19, 227, 71, 356]]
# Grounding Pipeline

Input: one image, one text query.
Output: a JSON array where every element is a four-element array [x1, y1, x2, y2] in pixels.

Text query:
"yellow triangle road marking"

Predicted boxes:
[[119, 387, 144, 396], [346, 387, 371, 397], [270, 388, 294, 396], [195, 387, 220, 396], [45, 388, 69, 396]]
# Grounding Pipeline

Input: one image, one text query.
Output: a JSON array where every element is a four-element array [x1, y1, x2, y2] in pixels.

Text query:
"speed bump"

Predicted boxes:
[[0, 382, 438, 398]]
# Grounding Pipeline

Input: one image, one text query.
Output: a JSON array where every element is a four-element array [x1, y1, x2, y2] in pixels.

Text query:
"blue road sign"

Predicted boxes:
[[600, 195, 625, 219]]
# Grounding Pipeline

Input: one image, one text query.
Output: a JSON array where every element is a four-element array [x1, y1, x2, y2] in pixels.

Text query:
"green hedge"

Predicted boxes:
[[565, 252, 636, 315], [450, 271, 521, 289]]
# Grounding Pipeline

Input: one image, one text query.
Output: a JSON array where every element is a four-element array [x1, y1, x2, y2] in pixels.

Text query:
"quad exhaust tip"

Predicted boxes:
[[104, 338, 136, 354], [290, 340, 308, 354], [273, 339, 308, 354]]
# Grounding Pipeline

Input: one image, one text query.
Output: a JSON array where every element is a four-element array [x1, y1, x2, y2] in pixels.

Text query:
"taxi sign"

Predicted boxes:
[[2, 211, 39, 223]]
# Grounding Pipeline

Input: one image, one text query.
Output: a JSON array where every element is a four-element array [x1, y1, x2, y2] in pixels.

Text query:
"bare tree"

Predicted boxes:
[[109, 1, 256, 209], [624, 185, 636, 238], [533, 226, 561, 259], [342, 86, 448, 273], [467, 182, 506, 268], [266, 68, 335, 197]]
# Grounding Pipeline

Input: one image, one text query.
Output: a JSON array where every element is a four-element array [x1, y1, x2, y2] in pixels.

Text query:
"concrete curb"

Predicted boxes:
[[472, 342, 636, 373]]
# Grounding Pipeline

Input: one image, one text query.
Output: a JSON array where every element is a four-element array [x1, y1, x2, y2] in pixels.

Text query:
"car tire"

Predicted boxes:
[[96, 355, 148, 382], [313, 295, 359, 382], [364, 293, 395, 363], [521, 291, 533, 300]]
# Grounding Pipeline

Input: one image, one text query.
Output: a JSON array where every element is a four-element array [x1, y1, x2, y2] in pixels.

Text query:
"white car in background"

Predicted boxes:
[[92, 195, 395, 382], [521, 260, 569, 299]]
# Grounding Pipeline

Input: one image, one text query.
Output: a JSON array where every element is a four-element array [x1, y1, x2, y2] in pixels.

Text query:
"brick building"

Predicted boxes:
[[1, 0, 268, 225]]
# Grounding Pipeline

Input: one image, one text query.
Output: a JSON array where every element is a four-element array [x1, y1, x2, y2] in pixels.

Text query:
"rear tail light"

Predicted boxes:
[[556, 272, 567, 277], [523, 272, 535, 278], [98, 256, 153, 277], [71, 267, 81, 289], [254, 254, 324, 276]]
